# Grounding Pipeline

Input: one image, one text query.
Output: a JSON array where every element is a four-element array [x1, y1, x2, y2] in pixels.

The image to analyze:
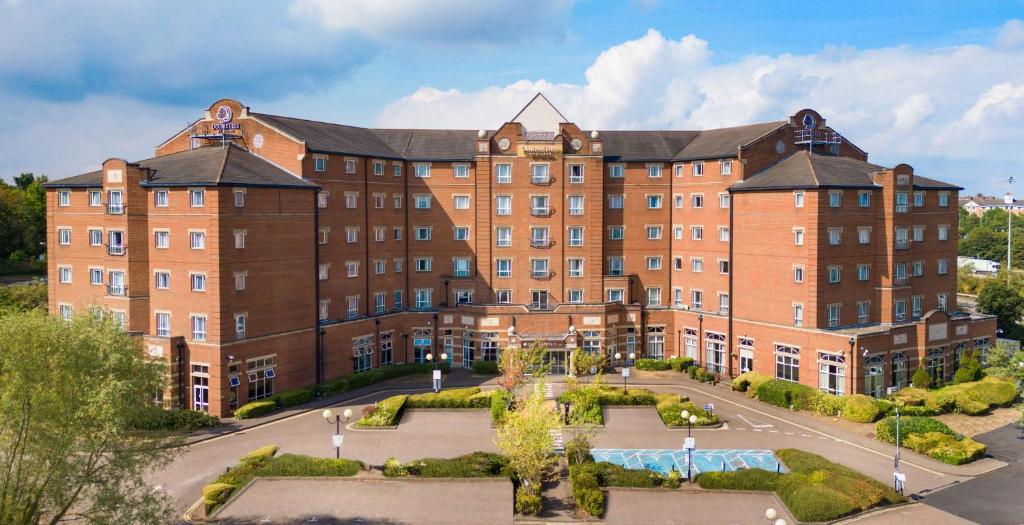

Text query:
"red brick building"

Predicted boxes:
[[45, 96, 995, 415]]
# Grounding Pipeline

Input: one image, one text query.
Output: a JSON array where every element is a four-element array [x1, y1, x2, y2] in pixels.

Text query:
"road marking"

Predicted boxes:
[[752, 428, 762, 432], [784, 432, 794, 436], [736, 428, 747, 431], [768, 430, 778, 433], [737, 413, 774, 428]]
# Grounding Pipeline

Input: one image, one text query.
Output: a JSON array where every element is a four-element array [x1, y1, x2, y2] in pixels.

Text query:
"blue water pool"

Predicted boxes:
[[589, 449, 785, 478]]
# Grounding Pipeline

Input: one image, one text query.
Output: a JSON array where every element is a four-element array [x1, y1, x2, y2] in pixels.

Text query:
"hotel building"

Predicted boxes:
[[45, 95, 995, 416]]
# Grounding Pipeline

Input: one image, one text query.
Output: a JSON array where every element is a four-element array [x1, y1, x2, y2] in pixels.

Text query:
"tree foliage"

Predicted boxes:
[[494, 382, 561, 492], [497, 342, 548, 392], [984, 340, 1024, 384], [0, 310, 175, 524], [0, 173, 47, 269], [977, 278, 1024, 332], [0, 280, 47, 313]]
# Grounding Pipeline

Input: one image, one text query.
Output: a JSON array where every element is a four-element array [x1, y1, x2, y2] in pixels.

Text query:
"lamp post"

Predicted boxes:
[[682, 415, 697, 483], [848, 337, 855, 396], [893, 404, 904, 495], [681, 410, 697, 437], [322, 408, 353, 459], [615, 352, 636, 393], [1006, 180, 1015, 283], [765, 507, 787, 525]]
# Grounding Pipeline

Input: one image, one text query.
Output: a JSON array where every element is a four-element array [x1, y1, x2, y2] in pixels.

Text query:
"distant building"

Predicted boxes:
[[960, 194, 1024, 216]]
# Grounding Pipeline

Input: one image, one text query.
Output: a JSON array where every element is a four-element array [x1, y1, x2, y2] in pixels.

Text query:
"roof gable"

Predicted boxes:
[[510, 93, 568, 133]]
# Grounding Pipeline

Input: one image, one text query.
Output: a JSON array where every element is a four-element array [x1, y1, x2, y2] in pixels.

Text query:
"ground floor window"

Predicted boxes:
[[353, 335, 373, 373], [191, 363, 209, 412], [738, 337, 754, 373], [973, 337, 991, 365], [247, 356, 276, 401], [775, 344, 800, 382], [582, 331, 601, 355], [864, 355, 884, 398], [684, 328, 698, 361], [926, 348, 945, 384], [443, 330, 454, 362], [705, 332, 726, 373], [380, 332, 393, 366], [413, 337, 432, 363], [953, 341, 967, 372], [892, 352, 908, 390], [647, 327, 665, 360], [625, 328, 636, 365], [817, 352, 845, 395], [481, 333, 499, 361]]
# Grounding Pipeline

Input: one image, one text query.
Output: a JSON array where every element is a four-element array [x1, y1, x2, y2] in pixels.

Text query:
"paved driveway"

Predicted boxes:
[[604, 489, 794, 525]]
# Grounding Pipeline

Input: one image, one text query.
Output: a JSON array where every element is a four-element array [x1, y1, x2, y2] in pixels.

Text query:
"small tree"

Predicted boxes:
[[495, 381, 562, 511], [564, 424, 599, 466], [985, 340, 1024, 383], [498, 341, 548, 392], [978, 278, 1024, 333], [912, 366, 933, 389], [570, 349, 606, 383]]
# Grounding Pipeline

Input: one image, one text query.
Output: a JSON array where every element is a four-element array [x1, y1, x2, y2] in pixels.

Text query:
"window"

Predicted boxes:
[[827, 304, 840, 327], [347, 296, 359, 318], [939, 192, 950, 207], [674, 194, 684, 208], [776, 345, 800, 382], [415, 257, 432, 272], [191, 315, 207, 341], [58, 228, 70, 245], [415, 226, 432, 240], [793, 304, 804, 327], [794, 191, 804, 208], [938, 258, 949, 275], [375, 226, 386, 242], [913, 192, 924, 207], [646, 195, 662, 209], [691, 258, 703, 272], [89, 229, 102, 246], [453, 195, 470, 210], [568, 227, 583, 246], [568, 195, 584, 215], [720, 159, 732, 175], [235, 314, 246, 339], [938, 293, 948, 311], [912, 296, 923, 318], [895, 227, 908, 249], [609, 226, 624, 240], [719, 193, 731, 208], [828, 228, 842, 245], [828, 191, 842, 208], [345, 193, 358, 209], [937, 225, 949, 241], [719, 293, 730, 315], [90, 268, 103, 285], [739, 338, 754, 373], [373, 161, 384, 176], [233, 190, 245, 208], [393, 195, 402, 208], [154, 190, 168, 207], [496, 227, 512, 247], [607, 289, 624, 303], [646, 256, 662, 270], [155, 313, 170, 337], [531, 290, 550, 310], [926, 348, 945, 383], [415, 289, 432, 309], [690, 226, 702, 240], [393, 290, 403, 310], [190, 231, 205, 250], [346, 261, 359, 277], [190, 189, 205, 207], [393, 227, 402, 241], [316, 191, 329, 208], [912, 260, 924, 277], [496, 195, 512, 215], [674, 164, 684, 178], [190, 273, 206, 292], [828, 266, 841, 283], [530, 227, 549, 247], [393, 163, 402, 177], [858, 264, 870, 281], [646, 287, 662, 306], [455, 289, 473, 304], [318, 229, 329, 245], [674, 226, 683, 240], [794, 229, 805, 245], [314, 156, 326, 172], [608, 195, 624, 209], [394, 258, 404, 273], [453, 257, 471, 277], [858, 301, 870, 324], [895, 299, 907, 321], [567, 258, 584, 277], [692, 161, 704, 176], [319, 300, 329, 321], [154, 230, 169, 249], [345, 159, 357, 174], [674, 287, 684, 306], [794, 266, 804, 283], [496, 164, 512, 184], [58, 191, 70, 207], [375, 259, 386, 274], [896, 191, 909, 212], [608, 256, 624, 276], [718, 226, 729, 242], [319, 264, 329, 281], [647, 164, 662, 178], [859, 191, 871, 207], [373, 194, 385, 209], [453, 226, 470, 241], [531, 259, 549, 278], [648, 225, 663, 240], [87, 190, 101, 207], [691, 290, 703, 310], [234, 272, 246, 291], [354, 336, 374, 372], [913, 226, 924, 242], [234, 230, 246, 249], [569, 164, 584, 183], [819, 352, 846, 395], [858, 227, 871, 244], [892, 352, 909, 389], [691, 194, 704, 208], [530, 164, 550, 183], [567, 289, 583, 303]]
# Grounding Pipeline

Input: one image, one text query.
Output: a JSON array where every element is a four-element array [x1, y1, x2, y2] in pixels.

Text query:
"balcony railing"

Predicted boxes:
[[531, 269, 551, 279], [530, 175, 553, 185], [107, 285, 127, 296], [895, 204, 909, 214], [107, 245, 126, 256], [894, 275, 909, 286], [895, 239, 909, 249], [528, 301, 552, 310], [530, 207, 551, 217], [531, 239, 552, 248], [107, 203, 125, 215], [452, 270, 471, 278]]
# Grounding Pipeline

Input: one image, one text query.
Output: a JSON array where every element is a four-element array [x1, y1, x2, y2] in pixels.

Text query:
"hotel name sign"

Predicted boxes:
[[519, 144, 561, 158]]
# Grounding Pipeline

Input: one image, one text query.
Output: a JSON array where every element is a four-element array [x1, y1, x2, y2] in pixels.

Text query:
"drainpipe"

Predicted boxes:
[[727, 190, 735, 378], [176, 339, 186, 409], [314, 189, 323, 384], [364, 161, 370, 317], [698, 314, 704, 367]]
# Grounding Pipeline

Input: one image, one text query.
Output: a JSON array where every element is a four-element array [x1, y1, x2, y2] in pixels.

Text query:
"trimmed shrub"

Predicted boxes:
[[357, 395, 408, 427], [782, 483, 859, 523], [516, 485, 542, 515], [667, 356, 695, 372], [571, 461, 665, 488], [634, 358, 671, 371], [272, 388, 313, 409], [233, 400, 277, 420], [597, 386, 657, 406], [491, 389, 513, 424], [560, 385, 603, 425], [383, 457, 407, 477], [471, 360, 499, 375], [904, 432, 987, 465], [756, 380, 820, 410], [656, 394, 719, 426], [891, 387, 928, 406], [130, 406, 220, 431], [733, 371, 772, 398], [664, 469, 682, 489], [812, 394, 846, 417], [240, 445, 279, 466], [912, 367, 932, 389], [843, 394, 883, 423], [202, 483, 235, 509], [405, 387, 491, 409], [402, 452, 510, 478], [257, 453, 363, 477], [953, 366, 976, 385], [696, 469, 781, 491], [691, 366, 714, 383], [874, 416, 955, 446], [569, 467, 605, 517], [316, 363, 449, 397]]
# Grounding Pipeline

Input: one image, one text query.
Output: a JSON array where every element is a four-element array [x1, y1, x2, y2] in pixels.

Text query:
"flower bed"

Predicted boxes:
[[889, 377, 1017, 416], [569, 460, 681, 518], [874, 415, 986, 465], [696, 449, 904, 523], [558, 385, 658, 425], [357, 387, 501, 427], [383, 451, 510, 478], [655, 393, 719, 426]]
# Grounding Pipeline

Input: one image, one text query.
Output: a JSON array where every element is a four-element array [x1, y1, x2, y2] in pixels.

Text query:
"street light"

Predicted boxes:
[[893, 404, 904, 495], [615, 352, 636, 394], [765, 508, 787, 525], [1007, 179, 1015, 282], [322, 408, 353, 459]]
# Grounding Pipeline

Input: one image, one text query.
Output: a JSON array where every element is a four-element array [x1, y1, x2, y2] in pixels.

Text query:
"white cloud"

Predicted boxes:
[[377, 28, 1024, 192], [997, 19, 1024, 48], [291, 0, 574, 44]]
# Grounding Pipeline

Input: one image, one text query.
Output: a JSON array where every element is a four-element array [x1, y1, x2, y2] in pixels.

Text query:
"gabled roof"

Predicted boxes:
[[371, 129, 484, 161], [252, 112, 403, 159], [45, 144, 317, 190], [600, 131, 699, 162], [913, 175, 963, 191], [673, 121, 787, 161], [730, 150, 885, 192], [510, 93, 569, 133]]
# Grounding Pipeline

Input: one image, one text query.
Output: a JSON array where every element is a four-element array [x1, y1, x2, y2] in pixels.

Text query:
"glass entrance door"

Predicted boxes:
[[192, 376, 209, 412], [546, 349, 566, 375]]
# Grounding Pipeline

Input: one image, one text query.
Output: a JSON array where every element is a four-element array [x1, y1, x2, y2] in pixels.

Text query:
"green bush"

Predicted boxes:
[[516, 485, 542, 515], [316, 363, 449, 397], [240, 445, 279, 466], [781, 483, 859, 523], [891, 387, 928, 406], [569, 466, 605, 518], [634, 358, 670, 371], [912, 367, 932, 388], [596, 386, 657, 406], [904, 432, 987, 465], [129, 406, 220, 431], [843, 394, 883, 423], [402, 452, 510, 478], [491, 389, 513, 424], [471, 360, 499, 374], [812, 394, 846, 417], [383, 457, 407, 477], [202, 482, 236, 509], [357, 394, 408, 427], [571, 461, 664, 488], [667, 356, 695, 372], [691, 367, 715, 383], [405, 387, 491, 408], [257, 453, 364, 477], [756, 380, 819, 410], [696, 469, 781, 491], [953, 366, 976, 385], [874, 416, 956, 446], [272, 388, 314, 408], [656, 394, 719, 426], [233, 400, 277, 419], [890, 377, 1017, 416], [664, 469, 682, 489], [560, 385, 603, 425], [733, 371, 772, 397]]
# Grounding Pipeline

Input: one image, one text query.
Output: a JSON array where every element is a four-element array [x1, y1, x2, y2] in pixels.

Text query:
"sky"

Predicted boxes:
[[1, 0, 1023, 195]]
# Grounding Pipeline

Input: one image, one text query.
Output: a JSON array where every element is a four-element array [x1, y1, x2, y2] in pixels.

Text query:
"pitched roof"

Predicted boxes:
[[45, 144, 317, 190], [730, 150, 885, 192], [252, 113, 403, 159], [673, 121, 787, 161], [371, 129, 483, 161], [962, 194, 1020, 206], [600, 131, 699, 162], [913, 175, 963, 190]]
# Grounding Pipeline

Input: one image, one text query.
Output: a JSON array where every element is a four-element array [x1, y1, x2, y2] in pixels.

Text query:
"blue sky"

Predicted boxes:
[[1, 0, 1023, 195]]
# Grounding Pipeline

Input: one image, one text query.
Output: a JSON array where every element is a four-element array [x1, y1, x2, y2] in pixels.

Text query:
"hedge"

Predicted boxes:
[[655, 394, 718, 426], [696, 449, 903, 522], [687, 366, 715, 383], [471, 360, 499, 375], [875, 416, 955, 445], [755, 380, 819, 410], [316, 363, 450, 397], [634, 358, 670, 371], [384, 451, 510, 478], [559, 386, 659, 425], [405, 387, 492, 409], [569, 460, 671, 518], [202, 483, 235, 510], [843, 394, 883, 423], [875, 416, 985, 464], [732, 371, 772, 397], [667, 356, 695, 372], [233, 400, 277, 420], [889, 377, 1017, 416], [129, 406, 220, 431], [271, 388, 314, 409], [357, 395, 409, 427], [491, 389, 514, 425]]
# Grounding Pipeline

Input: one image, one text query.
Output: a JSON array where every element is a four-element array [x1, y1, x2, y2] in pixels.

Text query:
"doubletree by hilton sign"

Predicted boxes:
[[212, 105, 241, 131]]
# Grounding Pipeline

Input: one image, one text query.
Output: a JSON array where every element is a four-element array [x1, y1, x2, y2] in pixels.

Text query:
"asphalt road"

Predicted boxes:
[[921, 422, 1024, 525]]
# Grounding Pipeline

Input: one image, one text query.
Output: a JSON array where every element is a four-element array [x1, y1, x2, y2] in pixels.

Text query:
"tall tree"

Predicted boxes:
[[977, 278, 1024, 333], [494, 382, 561, 496], [497, 341, 548, 392], [0, 310, 175, 524]]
